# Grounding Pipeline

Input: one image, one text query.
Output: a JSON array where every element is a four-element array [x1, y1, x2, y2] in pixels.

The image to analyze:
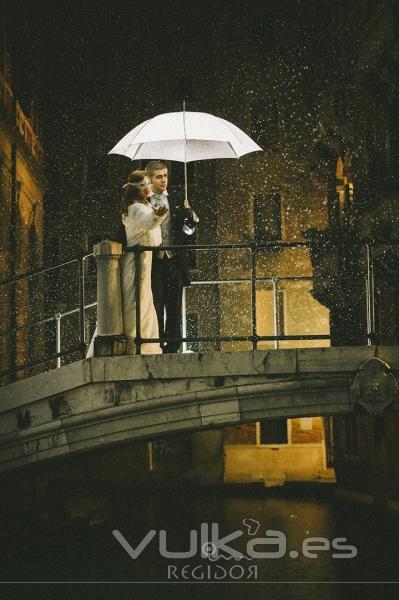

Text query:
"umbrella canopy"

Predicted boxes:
[[108, 111, 262, 162]]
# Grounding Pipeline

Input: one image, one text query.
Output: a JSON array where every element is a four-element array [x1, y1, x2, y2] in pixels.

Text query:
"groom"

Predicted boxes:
[[146, 160, 199, 353]]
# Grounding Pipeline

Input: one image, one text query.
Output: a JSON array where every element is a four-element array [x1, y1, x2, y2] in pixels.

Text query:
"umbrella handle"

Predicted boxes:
[[183, 99, 189, 206], [184, 161, 188, 207]]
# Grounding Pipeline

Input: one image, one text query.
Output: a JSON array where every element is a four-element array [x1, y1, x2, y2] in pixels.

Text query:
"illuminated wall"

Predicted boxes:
[[195, 57, 336, 484], [0, 65, 46, 379], [218, 173, 333, 483]]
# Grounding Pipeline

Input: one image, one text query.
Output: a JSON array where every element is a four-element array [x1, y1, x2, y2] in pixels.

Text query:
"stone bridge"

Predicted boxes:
[[0, 346, 399, 474]]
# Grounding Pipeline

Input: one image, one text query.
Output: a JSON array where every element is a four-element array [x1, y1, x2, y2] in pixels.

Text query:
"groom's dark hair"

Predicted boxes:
[[145, 161, 168, 177]]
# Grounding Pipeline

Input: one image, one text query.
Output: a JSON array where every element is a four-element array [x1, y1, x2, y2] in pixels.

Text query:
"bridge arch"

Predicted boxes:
[[0, 348, 398, 473]]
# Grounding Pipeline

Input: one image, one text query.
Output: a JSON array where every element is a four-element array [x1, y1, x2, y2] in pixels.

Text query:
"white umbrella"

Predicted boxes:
[[108, 105, 262, 199]]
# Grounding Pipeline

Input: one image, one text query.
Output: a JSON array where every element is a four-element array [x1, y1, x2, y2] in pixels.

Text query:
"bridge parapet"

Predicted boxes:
[[0, 347, 399, 474], [91, 239, 127, 357]]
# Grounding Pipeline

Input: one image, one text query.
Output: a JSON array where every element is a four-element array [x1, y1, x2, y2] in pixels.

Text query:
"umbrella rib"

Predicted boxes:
[[130, 143, 143, 160], [227, 141, 240, 158], [222, 119, 248, 146], [126, 116, 156, 149]]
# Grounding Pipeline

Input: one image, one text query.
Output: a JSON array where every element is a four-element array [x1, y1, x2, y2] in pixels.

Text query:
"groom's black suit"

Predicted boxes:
[[151, 190, 197, 353]]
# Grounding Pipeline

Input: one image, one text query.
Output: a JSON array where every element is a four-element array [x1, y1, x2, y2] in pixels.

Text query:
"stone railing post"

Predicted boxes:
[[93, 239, 126, 356]]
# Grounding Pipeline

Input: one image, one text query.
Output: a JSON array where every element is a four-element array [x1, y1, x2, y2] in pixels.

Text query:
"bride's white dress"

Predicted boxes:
[[87, 201, 165, 356], [121, 201, 165, 354]]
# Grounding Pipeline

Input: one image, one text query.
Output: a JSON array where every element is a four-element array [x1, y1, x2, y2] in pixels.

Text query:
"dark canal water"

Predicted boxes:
[[1, 484, 399, 599]]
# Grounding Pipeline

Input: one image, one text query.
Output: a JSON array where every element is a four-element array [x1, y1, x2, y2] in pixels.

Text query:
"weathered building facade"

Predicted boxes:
[[321, 0, 399, 509], [0, 45, 46, 380]]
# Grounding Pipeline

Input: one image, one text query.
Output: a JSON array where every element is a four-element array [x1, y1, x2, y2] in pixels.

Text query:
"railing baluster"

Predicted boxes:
[[55, 313, 61, 368], [181, 286, 187, 353], [134, 247, 142, 355], [273, 278, 279, 350], [78, 257, 86, 358], [250, 245, 257, 350]]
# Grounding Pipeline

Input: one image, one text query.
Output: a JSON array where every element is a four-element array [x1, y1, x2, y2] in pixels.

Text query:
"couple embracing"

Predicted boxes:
[[121, 161, 198, 355]]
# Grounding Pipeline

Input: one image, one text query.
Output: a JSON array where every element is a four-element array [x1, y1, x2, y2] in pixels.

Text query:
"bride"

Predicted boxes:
[[86, 170, 167, 357], [120, 170, 168, 354]]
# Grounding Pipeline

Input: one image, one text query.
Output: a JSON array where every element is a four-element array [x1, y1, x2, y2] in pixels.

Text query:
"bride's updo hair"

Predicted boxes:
[[122, 169, 148, 213]]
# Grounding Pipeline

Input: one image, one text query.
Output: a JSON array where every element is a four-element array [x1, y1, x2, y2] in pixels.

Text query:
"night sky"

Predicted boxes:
[[2, 0, 359, 187]]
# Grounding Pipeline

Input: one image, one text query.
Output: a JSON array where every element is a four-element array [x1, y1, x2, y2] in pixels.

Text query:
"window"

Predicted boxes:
[[28, 219, 39, 317], [254, 193, 282, 241], [260, 418, 288, 444], [251, 99, 280, 147], [224, 424, 257, 445], [28, 217, 39, 267], [300, 418, 313, 431]]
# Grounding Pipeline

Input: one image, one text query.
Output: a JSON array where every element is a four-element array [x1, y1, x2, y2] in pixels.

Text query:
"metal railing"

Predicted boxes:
[[0, 239, 385, 380], [132, 242, 331, 355], [0, 252, 93, 379]]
